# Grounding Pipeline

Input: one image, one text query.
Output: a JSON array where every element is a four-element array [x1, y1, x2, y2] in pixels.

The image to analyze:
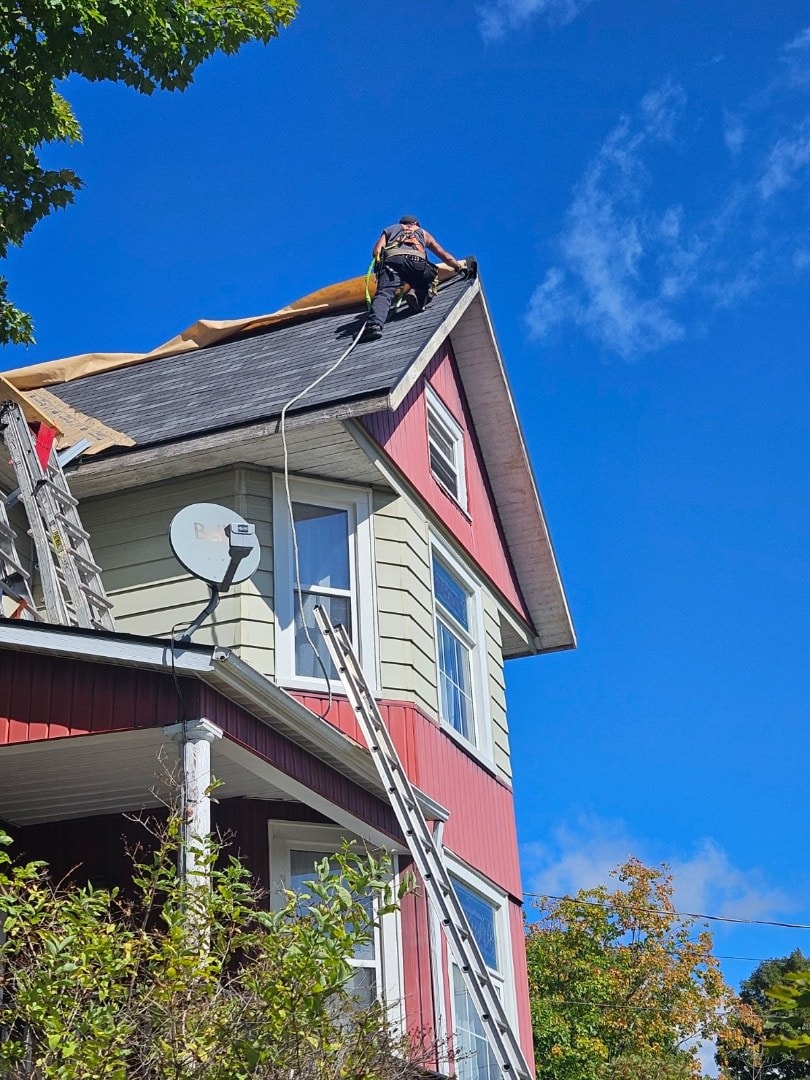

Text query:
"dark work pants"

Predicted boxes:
[[369, 255, 431, 328]]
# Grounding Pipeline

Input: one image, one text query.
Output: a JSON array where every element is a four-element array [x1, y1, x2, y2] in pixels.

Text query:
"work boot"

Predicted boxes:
[[361, 321, 383, 342], [404, 292, 421, 315]]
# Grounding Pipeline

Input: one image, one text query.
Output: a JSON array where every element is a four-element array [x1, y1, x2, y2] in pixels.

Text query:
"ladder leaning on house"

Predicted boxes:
[[313, 605, 533, 1080], [0, 400, 115, 632]]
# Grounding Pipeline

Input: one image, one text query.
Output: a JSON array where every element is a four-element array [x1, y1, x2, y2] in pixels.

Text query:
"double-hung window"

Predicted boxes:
[[426, 385, 467, 510], [448, 871, 514, 1080], [269, 822, 403, 1015], [431, 544, 488, 751], [273, 476, 376, 690]]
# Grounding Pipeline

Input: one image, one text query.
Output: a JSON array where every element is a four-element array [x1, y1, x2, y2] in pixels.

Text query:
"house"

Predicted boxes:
[[0, 268, 575, 1078]]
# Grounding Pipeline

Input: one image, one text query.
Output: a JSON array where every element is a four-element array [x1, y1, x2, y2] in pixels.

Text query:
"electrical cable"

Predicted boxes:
[[524, 893, 810, 931], [279, 316, 370, 717]]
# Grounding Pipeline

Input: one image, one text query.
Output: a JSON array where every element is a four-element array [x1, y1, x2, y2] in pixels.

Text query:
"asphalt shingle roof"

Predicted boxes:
[[51, 276, 472, 449]]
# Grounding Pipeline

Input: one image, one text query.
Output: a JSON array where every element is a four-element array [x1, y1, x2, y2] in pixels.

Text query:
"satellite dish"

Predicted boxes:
[[169, 503, 261, 587]]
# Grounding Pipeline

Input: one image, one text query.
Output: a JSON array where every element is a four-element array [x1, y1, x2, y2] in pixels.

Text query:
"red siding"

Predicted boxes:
[[291, 691, 522, 899], [0, 651, 195, 742], [0, 650, 401, 843], [360, 341, 530, 623]]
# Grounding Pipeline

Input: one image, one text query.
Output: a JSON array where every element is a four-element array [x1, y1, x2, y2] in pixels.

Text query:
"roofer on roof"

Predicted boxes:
[[362, 216, 468, 342]]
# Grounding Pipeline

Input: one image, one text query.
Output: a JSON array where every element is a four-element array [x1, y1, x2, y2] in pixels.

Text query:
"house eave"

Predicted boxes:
[[0, 621, 448, 824]]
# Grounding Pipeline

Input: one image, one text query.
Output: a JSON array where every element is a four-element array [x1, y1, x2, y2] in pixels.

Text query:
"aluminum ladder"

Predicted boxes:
[[0, 489, 39, 620], [313, 605, 533, 1080], [0, 400, 115, 631]]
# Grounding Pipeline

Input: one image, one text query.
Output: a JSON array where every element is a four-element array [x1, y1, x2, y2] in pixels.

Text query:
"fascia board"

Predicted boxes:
[[0, 620, 216, 674], [388, 279, 481, 412], [64, 394, 392, 497], [451, 290, 576, 652]]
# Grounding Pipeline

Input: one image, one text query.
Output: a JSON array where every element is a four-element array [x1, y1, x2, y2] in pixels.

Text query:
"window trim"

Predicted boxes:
[[272, 474, 378, 693], [425, 384, 468, 511], [268, 820, 404, 1024], [429, 536, 492, 760]]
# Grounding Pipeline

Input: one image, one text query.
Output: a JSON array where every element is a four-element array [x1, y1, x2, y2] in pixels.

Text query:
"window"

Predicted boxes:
[[269, 822, 403, 1016], [273, 476, 376, 690], [426, 385, 467, 510], [431, 544, 489, 751], [448, 870, 514, 1080], [289, 846, 378, 1005]]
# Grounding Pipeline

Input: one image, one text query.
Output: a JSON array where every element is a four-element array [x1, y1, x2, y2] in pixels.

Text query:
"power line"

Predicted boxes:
[[524, 893, 810, 931]]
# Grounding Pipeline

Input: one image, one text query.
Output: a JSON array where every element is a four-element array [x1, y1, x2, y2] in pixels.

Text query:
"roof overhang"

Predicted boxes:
[[0, 621, 447, 838]]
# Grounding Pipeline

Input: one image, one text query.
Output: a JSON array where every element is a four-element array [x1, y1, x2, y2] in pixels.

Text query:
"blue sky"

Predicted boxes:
[[2, 0, 809, 994]]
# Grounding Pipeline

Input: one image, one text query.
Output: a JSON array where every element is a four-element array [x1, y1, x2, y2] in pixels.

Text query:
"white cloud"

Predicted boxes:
[[522, 814, 792, 923], [758, 119, 810, 199], [526, 80, 690, 357], [528, 30, 810, 358], [723, 111, 746, 156], [478, 0, 596, 41], [783, 26, 810, 86]]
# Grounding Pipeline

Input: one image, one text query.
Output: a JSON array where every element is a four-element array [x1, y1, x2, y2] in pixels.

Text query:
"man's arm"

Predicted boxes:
[[423, 231, 463, 271], [372, 231, 388, 261]]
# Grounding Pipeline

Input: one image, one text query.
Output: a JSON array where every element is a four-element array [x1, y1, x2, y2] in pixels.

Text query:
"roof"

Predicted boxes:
[[2, 271, 575, 652], [48, 275, 472, 449]]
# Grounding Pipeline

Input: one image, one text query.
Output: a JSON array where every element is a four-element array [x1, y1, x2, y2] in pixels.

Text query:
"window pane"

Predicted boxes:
[[437, 620, 473, 739], [454, 880, 498, 971], [433, 557, 469, 631], [429, 443, 460, 498], [289, 850, 375, 960], [346, 966, 377, 1007], [294, 592, 350, 679], [292, 502, 350, 590], [453, 965, 500, 1080]]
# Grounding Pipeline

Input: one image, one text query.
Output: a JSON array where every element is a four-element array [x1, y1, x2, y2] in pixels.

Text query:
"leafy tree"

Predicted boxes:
[[0, 817, 433, 1079], [524, 857, 758, 1080], [717, 950, 810, 1080], [0, 0, 297, 346]]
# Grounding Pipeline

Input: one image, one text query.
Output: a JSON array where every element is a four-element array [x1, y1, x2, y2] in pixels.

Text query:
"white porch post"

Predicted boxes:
[[164, 718, 223, 887]]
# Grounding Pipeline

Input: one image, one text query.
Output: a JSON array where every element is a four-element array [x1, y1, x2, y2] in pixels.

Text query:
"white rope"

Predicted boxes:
[[279, 319, 369, 711]]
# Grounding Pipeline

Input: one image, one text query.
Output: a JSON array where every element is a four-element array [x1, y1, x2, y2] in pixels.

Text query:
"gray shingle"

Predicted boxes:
[[52, 276, 472, 448]]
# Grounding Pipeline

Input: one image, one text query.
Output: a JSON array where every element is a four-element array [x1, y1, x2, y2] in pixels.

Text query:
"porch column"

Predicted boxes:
[[163, 718, 223, 887]]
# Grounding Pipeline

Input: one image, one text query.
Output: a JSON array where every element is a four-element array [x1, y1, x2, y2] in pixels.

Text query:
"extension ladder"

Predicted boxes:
[[313, 606, 533, 1080], [0, 400, 115, 631], [0, 492, 39, 620]]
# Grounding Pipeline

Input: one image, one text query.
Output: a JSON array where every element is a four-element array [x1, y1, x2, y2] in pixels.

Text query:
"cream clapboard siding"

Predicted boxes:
[[75, 462, 511, 778], [373, 490, 513, 782], [80, 466, 275, 676]]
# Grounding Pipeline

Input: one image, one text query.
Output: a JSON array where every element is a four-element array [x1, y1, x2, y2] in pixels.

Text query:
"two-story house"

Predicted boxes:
[[0, 268, 575, 1078]]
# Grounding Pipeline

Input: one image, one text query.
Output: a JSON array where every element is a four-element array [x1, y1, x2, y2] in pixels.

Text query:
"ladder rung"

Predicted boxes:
[[54, 514, 89, 540], [79, 585, 114, 610], [37, 477, 78, 507], [72, 551, 103, 575]]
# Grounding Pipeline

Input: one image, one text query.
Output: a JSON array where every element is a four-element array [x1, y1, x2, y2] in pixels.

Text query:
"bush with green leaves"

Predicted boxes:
[[0, 817, 432, 1079]]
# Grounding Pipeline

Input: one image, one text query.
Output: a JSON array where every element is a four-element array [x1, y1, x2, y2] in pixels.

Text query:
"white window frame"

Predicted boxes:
[[429, 536, 492, 760], [273, 474, 378, 693], [268, 820, 404, 1025], [444, 858, 517, 1080], [426, 384, 468, 511]]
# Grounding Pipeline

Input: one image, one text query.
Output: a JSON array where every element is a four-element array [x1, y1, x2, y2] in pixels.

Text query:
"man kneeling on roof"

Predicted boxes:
[[362, 216, 468, 342]]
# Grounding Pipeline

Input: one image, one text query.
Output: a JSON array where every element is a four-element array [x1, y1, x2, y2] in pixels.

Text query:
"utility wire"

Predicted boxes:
[[524, 893, 810, 931]]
